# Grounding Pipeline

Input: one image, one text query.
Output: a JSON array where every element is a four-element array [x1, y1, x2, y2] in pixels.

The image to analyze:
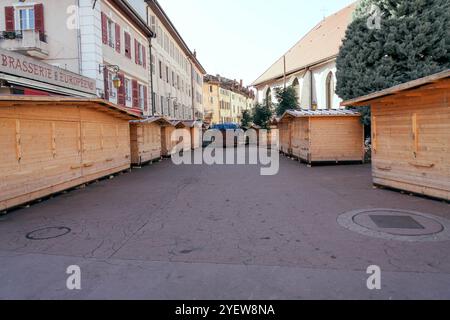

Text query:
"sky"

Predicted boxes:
[[161, 0, 356, 86]]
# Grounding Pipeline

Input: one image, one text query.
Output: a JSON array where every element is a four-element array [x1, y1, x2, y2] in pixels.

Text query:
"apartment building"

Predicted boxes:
[[127, 0, 206, 120], [203, 74, 255, 125], [0, 0, 154, 116]]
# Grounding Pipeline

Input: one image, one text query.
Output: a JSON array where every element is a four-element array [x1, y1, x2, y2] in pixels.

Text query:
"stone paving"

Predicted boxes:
[[0, 153, 449, 299]]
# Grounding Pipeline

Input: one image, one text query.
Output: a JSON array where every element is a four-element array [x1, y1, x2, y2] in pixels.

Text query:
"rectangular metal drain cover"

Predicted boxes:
[[369, 215, 425, 230]]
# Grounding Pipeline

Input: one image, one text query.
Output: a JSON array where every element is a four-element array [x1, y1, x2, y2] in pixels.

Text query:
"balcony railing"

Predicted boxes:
[[0, 30, 47, 43], [0, 29, 48, 58]]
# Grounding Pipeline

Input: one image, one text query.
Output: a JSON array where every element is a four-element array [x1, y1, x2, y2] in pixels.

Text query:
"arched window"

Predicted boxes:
[[292, 78, 299, 95], [266, 87, 272, 104], [326, 72, 334, 110]]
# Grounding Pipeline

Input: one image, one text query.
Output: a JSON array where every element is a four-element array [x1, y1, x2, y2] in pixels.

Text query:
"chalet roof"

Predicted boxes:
[[0, 96, 141, 120], [341, 69, 450, 107], [182, 120, 203, 128], [252, 2, 357, 87], [131, 116, 173, 126], [280, 109, 360, 121]]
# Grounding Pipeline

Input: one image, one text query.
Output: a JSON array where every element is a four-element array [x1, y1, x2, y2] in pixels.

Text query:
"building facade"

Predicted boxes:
[[0, 0, 155, 116], [203, 74, 255, 125], [252, 3, 356, 112], [127, 0, 206, 120]]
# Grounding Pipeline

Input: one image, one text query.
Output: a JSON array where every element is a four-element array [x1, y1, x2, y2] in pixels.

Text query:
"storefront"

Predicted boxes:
[[0, 48, 96, 97]]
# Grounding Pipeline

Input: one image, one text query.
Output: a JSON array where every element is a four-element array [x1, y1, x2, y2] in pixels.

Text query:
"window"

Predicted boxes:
[[107, 19, 115, 48], [326, 72, 334, 110], [166, 66, 169, 83], [172, 71, 175, 87], [139, 84, 145, 109], [17, 7, 35, 31], [108, 72, 116, 98], [151, 54, 155, 75], [159, 61, 163, 79], [124, 78, 132, 102]]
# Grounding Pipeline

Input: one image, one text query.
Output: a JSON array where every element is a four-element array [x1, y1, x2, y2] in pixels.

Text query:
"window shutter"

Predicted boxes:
[[101, 12, 107, 45], [34, 4, 45, 35], [103, 69, 109, 100], [142, 46, 146, 69], [117, 73, 125, 106], [134, 39, 139, 64], [5, 7, 14, 32], [144, 86, 148, 112], [132, 80, 138, 108], [115, 24, 121, 53], [124, 32, 131, 58]]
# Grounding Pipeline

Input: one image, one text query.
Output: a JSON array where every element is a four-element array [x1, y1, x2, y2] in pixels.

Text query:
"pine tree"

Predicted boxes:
[[336, 0, 450, 125], [274, 86, 300, 116]]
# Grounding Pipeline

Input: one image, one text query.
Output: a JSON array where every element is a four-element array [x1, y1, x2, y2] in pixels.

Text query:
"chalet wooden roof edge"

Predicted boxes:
[[280, 109, 360, 121], [182, 120, 203, 128], [131, 116, 173, 126], [341, 69, 450, 107], [0, 95, 142, 119]]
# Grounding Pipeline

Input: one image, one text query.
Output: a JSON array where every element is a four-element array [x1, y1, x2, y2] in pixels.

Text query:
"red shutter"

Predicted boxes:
[[132, 80, 138, 108], [142, 46, 146, 69], [143, 86, 148, 112], [117, 73, 125, 106], [5, 7, 15, 32], [101, 12, 107, 45], [134, 39, 139, 64], [115, 24, 121, 53], [124, 32, 131, 58], [103, 69, 109, 100], [34, 4, 45, 35]]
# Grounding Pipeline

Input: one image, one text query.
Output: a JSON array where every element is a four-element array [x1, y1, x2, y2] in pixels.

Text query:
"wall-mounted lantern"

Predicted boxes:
[[99, 64, 121, 89]]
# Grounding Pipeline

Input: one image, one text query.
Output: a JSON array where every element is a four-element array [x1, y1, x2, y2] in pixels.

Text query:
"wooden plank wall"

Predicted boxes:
[[278, 119, 292, 155], [371, 87, 450, 200], [290, 117, 310, 161], [130, 122, 162, 165], [309, 116, 364, 162], [0, 103, 131, 210]]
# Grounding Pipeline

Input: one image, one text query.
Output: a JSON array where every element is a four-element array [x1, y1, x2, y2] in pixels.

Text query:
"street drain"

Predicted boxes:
[[337, 209, 450, 242], [26, 227, 71, 240]]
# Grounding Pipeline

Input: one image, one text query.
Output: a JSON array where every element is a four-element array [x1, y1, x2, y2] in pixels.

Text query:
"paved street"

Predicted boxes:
[[0, 152, 449, 299]]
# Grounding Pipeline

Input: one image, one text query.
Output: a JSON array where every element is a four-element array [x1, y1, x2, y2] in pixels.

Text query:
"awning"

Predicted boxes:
[[0, 73, 97, 98]]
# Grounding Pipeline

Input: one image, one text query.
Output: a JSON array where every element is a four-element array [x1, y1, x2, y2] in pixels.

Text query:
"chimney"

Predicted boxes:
[[240, 79, 243, 88], [193, 50, 197, 57]]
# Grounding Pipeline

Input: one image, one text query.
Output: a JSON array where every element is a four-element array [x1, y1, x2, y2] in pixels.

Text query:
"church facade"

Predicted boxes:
[[252, 3, 356, 111]]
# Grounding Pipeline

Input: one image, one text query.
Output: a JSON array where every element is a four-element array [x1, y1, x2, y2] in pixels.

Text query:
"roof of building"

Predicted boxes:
[[146, 0, 206, 74], [252, 2, 357, 87], [341, 69, 450, 107], [0, 96, 141, 120], [280, 109, 360, 121], [204, 74, 255, 99], [109, 0, 155, 38]]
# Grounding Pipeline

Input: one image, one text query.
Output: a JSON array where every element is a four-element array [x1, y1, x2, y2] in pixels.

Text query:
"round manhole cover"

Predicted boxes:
[[26, 227, 71, 240], [338, 209, 450, 242]]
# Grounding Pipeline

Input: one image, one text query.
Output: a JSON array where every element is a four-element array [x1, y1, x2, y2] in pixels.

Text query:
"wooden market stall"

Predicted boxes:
[[161, 120, 189, 157], [276, 117, 292, 155], [279, 110, 364, 164], [130, 116, 173, 166], [182, 120, 203, 149], [342, 70, 450, 201], [0, 96, 139, 211]]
